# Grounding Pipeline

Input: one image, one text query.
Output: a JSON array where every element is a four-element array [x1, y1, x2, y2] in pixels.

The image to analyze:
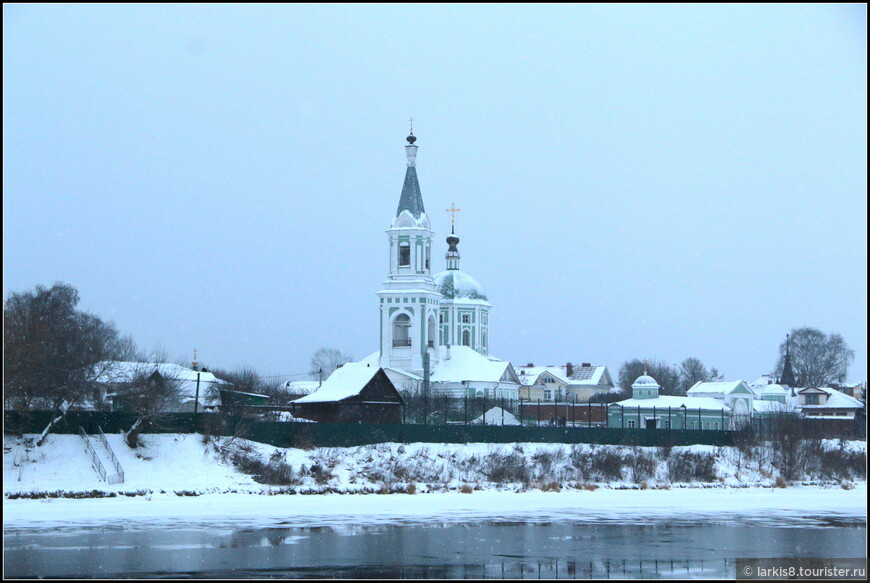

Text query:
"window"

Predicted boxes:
[[714, 422, 719, 430], [439, 312, 444, 324], [462, 329, 471, 346], [399, 241, 410, 267], [544, 390, 552, 401], [461, 313, 470, 323], [392, 314, 411, 347], [627, 420, 636, 429], [804, 394, 819, 405], [543, 377, 554, 384], [664, 420, 670, 429], [425, 245, 430, 270]]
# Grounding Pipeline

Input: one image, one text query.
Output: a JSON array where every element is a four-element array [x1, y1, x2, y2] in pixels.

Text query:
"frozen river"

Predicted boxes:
[[4, 512, 866, 578]]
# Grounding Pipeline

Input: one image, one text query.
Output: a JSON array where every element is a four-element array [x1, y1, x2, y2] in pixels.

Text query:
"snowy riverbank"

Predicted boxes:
[[4, 433, 866, 508]]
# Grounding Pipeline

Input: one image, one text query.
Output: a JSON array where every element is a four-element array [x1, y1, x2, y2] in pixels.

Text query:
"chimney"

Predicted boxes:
[[582, 362, 591, 367], [526, 363, 534, 367], [566, 362, 574, 378]]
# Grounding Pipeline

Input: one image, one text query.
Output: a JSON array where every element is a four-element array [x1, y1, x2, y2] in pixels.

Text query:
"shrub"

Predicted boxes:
[[230, 449, 301, 486], [460, 484, 473, 494], [625, 448, 658, 483], [667, 451, 717, 483], [308, 463, 333, 485], [819, 448, 866, 480], [589, 449, 625, 482], [407, 483, 416, 495], [569, 446, 594, 481], [774, 476, 787, 488], [483, 451, 530, 485]]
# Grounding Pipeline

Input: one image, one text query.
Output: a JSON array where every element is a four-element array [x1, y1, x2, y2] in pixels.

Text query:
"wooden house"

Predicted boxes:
[[291, 363, 404, 424]]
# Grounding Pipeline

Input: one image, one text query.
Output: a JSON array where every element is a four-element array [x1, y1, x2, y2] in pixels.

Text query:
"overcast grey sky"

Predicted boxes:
[[4, 4, 867, 383]]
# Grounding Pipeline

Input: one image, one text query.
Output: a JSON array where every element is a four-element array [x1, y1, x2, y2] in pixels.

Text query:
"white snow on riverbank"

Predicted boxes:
[[5, 433, 250, 494], [3, 434, 866, 503]]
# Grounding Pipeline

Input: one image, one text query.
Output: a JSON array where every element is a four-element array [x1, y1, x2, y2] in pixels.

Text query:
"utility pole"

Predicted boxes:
[[423, 352, 430, 425], [193, 349, 200, 415]]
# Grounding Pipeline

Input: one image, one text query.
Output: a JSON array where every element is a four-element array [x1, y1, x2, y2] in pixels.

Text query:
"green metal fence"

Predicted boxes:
[[4, 410, 735, 447]]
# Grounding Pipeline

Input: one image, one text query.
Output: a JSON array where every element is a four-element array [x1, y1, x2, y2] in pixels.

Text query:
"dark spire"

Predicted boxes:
[[395, 133, 425, 218], [779, 334, 798, 387]]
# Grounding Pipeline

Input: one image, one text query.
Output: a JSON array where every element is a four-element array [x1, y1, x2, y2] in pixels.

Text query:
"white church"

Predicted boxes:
[[345, 130, 522, 400]]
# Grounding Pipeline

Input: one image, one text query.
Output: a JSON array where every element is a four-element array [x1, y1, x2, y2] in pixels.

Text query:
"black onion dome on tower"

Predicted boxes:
[[406, 134, 416, 144]]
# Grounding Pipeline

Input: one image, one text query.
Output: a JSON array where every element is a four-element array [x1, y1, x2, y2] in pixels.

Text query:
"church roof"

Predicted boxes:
[[396, 166, 425, 219], [613, 395, 731, 411], [686, 380, 749, 395], [779, 337, 797, 387], [434, 269, 488, 301], [431, 346, 518, 384], [632, 374, 659, 388]]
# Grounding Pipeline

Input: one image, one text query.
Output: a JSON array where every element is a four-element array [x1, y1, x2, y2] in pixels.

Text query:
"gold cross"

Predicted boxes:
[[445, 203, 461, 225]]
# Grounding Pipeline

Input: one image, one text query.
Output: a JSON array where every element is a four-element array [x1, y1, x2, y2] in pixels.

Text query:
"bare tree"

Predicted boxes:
[[3, 283, 138, 443], [309, 348, 353, 381], [114, 366, 183, 448], [209, 366, 266, 394], [678, 357, 723, 392], [774, 328, 854, 387], [679, 357, 709, 393]]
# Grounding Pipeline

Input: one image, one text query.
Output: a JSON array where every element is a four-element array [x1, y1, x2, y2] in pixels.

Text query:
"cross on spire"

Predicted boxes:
[[445, 203, 461, 224], [409, 117, 414, 135]]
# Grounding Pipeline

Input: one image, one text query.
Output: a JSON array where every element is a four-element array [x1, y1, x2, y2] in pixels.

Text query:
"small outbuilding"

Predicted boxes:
[[291, 363, 404, 423]]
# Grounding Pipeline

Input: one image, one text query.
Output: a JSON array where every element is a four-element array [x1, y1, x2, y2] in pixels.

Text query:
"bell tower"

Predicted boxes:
[[376, 127, 442, 375]]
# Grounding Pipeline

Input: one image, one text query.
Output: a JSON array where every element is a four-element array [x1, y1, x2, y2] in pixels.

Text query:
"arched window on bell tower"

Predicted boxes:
[[398, 241, 411, 267], [462, 329, 471, 347], [393, 313, 411, 347]]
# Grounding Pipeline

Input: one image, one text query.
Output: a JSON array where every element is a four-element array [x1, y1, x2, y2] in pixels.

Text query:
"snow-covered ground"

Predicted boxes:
[[6, 485, 867, 530], [4, 432, 866, 527]]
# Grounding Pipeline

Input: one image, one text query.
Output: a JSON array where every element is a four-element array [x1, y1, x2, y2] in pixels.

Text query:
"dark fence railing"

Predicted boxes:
[[5, 409, 735, 448], [6, 408, 863, 450]]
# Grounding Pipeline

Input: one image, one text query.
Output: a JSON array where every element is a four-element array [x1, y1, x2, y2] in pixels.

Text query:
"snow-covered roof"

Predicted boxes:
[[293, 363, 382, 404], [359, 348, 519, 385], [614, 395, 731, 411], [748, 375, 776, 396], [762, 383, 788, 395], [95, 361, 226, 405], [632, 374, 660, 389], [433, 269, 489, 302], [514, 366, 567, 386], [568, 365, 612, 386], [431, 346, 518, 384], [686, 380, 748, 395], [512, 364, 611, 387], [800, 387, 864, 409], [282, 380, 322, 395]]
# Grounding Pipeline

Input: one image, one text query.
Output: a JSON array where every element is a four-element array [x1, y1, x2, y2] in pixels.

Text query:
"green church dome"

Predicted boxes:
[[434, 269, 488, 301]]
